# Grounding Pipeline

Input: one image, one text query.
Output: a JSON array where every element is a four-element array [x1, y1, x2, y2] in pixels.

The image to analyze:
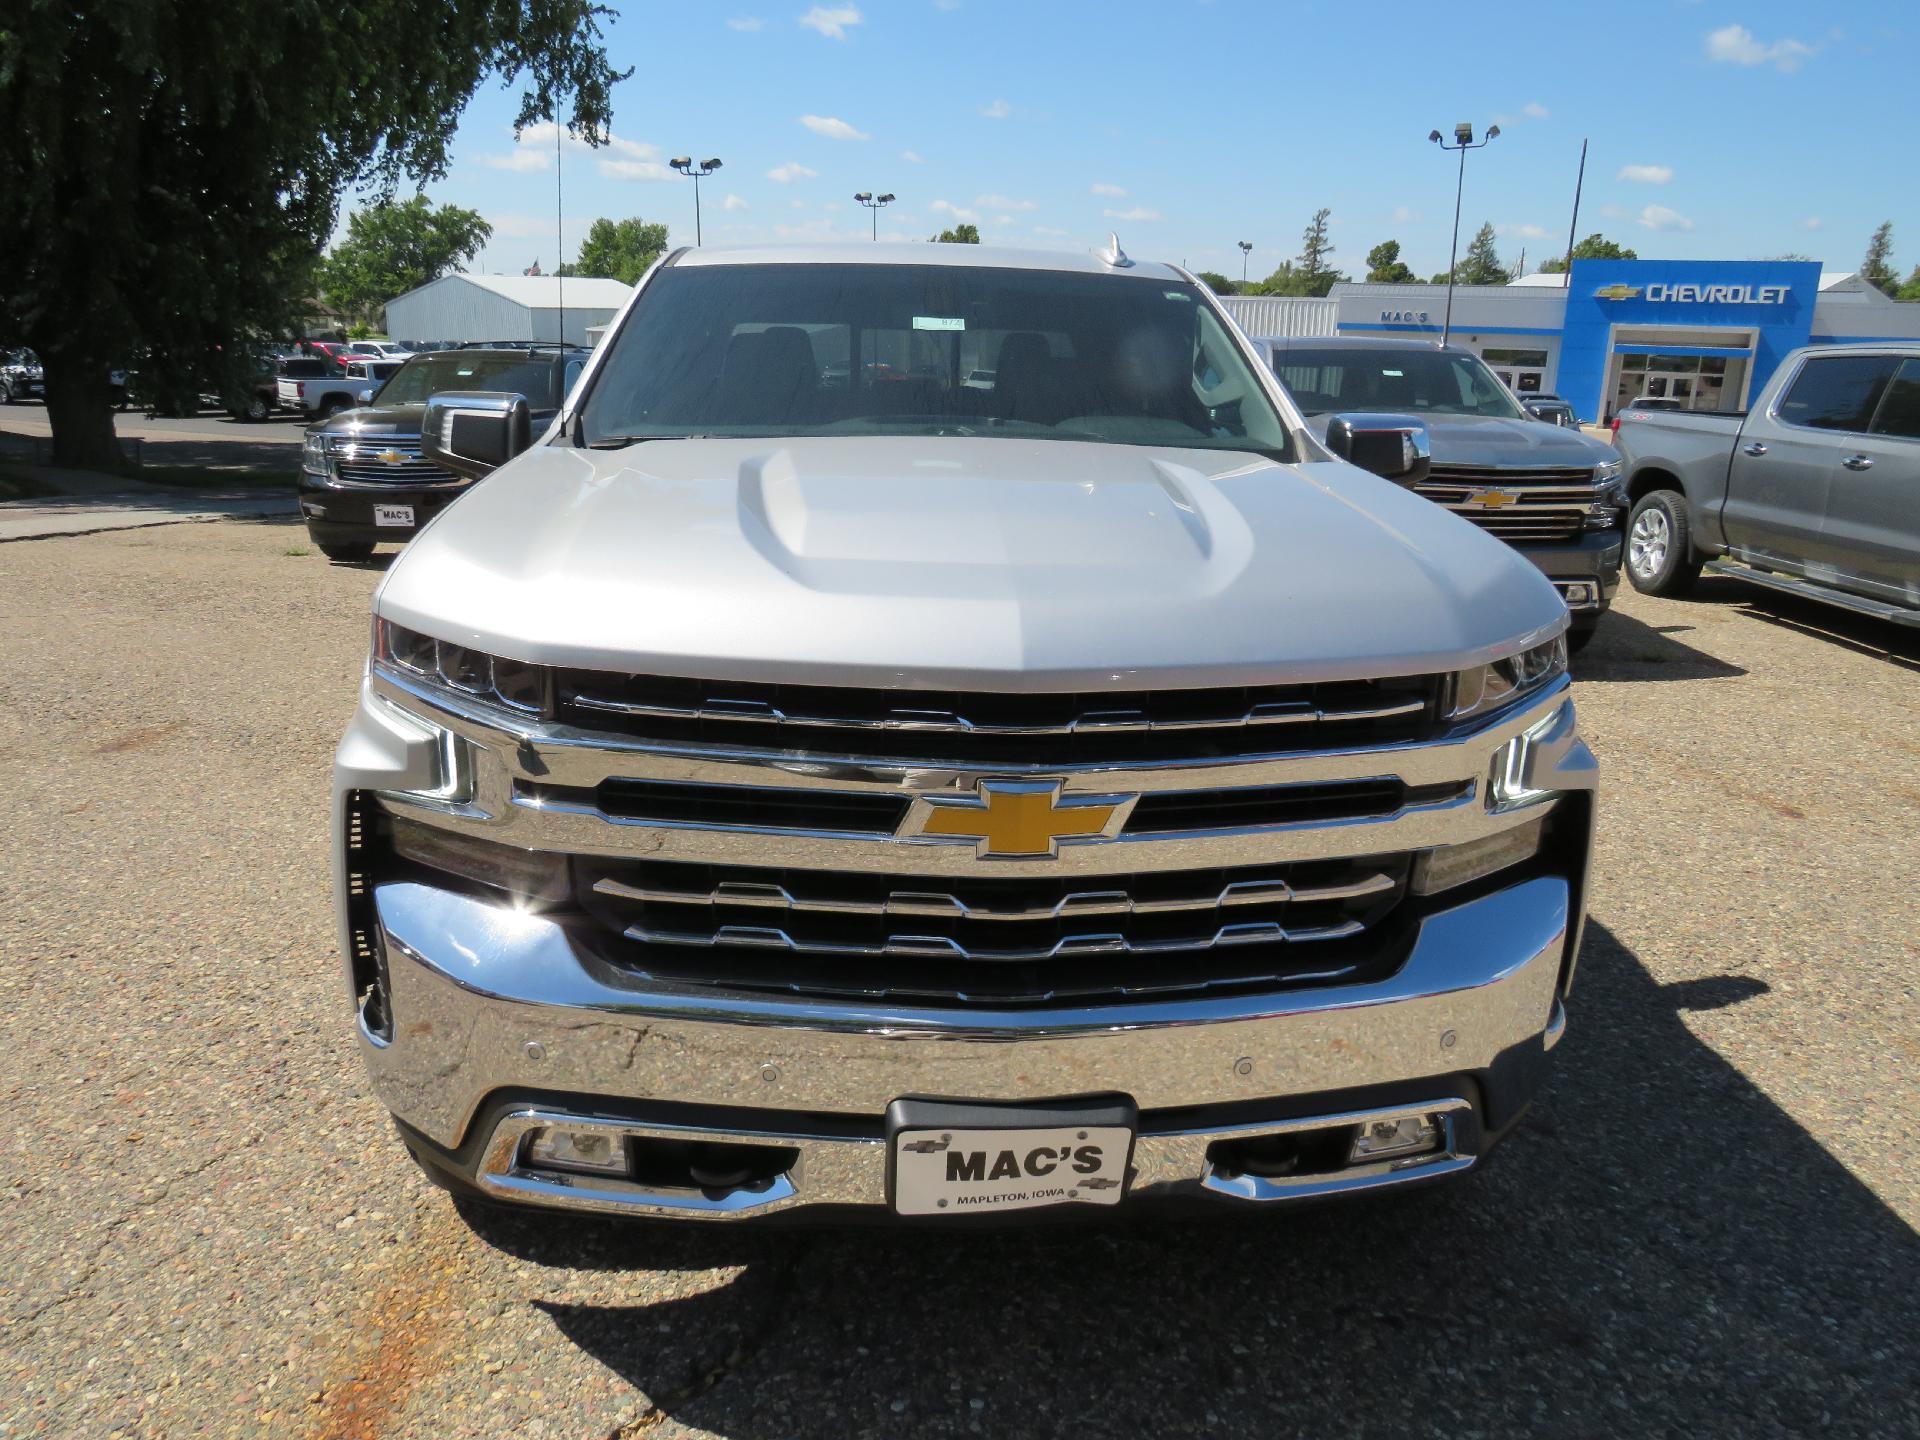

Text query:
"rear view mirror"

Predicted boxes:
[[422, 391, 533, 480], [1324, 412, 1432, 486]]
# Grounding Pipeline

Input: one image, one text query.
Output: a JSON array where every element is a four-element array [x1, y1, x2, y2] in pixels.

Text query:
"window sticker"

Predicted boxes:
[[912, 316, 965, 331]]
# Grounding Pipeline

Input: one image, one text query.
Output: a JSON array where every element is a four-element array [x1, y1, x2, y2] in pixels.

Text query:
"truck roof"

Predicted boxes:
[[668, 240, 1188, 283], [1254, 335, 1449, 353]]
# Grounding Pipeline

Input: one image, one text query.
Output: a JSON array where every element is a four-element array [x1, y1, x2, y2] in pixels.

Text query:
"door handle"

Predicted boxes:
[[1841, 453, 1874, 471], [1741, 442, 1768, 456]]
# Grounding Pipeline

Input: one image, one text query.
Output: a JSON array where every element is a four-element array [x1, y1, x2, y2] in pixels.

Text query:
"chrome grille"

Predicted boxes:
[[574, 854, 1413, 1004], [1418, 465, 1598, 544], [553, 671, 1444, 764], [328, 433, 458, 486]]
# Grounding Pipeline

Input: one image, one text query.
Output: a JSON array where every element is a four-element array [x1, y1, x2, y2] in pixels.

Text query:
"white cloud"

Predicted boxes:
[[518, 121, 656, 163], [1498, 223, 1550, 239], [933, 0, 962, 9], [727, 16, 764, 29], [1705, 23, 1813, 71], [480, 149, 551, 173], [1617, 163, 1674, 185], [799, 5, 862, 39], [1391, 206, 1421, 224], [980, 98, 1011, 119], [1103, 206, 1162, 222], [1090, 182, 1127, 198], [931, 199, 981, 223], [791, 199, 807, 209], [766, 161, 820, 183], [1598, 203, 1625, 219], [994, 215, 1014, 227], [800, 114, 869, 141], [1523, 102, 1550, 119], [601, 159, 675, 181], [1637, 203, 1694, 232], [1032, 226, 1070, 238], [900, 149, 925, 164], [721, 193, 750, 212], [976, 193, 1037, 211], [1797, 215, 1822, 231]]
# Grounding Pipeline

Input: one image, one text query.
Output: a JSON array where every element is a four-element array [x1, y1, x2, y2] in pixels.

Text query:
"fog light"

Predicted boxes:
[[527, 1126, 629, 1176], [1349, 1115, 1440, 1163], [1556, 581, 1597, 606]]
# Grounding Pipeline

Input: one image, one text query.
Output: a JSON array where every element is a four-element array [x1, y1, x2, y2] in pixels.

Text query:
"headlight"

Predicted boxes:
[[1586, 459, 1627, 527], [374, 618, 548, 715], [1448, 634, 1567, 724], [302, 432, 329, 475]]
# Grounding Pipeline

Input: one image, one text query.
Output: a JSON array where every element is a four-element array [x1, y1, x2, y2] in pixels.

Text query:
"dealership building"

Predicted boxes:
[[1222, 259, 1920, 423]]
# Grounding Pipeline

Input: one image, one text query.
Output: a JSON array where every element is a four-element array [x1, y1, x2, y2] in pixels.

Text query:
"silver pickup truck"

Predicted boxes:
[[1614, 342, 1920, 626], [334, 242, 1597, 1224]]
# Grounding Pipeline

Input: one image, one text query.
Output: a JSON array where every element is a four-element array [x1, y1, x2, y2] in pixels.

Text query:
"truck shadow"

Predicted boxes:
[[1687, 572, 1920, 672], [458, 920, 1920, 1435], [1574, 607, 1747, 682]]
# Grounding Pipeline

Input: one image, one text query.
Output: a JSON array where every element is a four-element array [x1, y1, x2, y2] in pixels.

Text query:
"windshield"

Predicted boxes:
[[1271, 347, 1528, 420], [578, 263, 1294, 459], [372, 352, 565, 408]]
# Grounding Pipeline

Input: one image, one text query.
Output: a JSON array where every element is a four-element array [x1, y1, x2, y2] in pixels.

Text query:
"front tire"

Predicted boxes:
[[318, 397, 350, 419], [0, 379, 12, 404], [317, 540, 376, 563], [1625, 490, 1701, 597]]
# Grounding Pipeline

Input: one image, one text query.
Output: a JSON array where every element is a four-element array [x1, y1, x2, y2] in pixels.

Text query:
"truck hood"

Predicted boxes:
[[1306, 412, 1612, 468], [310, 402, 428, 439], [376, 437, 1566, 689]]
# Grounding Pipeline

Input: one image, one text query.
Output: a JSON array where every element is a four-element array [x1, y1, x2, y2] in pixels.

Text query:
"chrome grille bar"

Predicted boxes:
[[592, 868, 1395, 921]]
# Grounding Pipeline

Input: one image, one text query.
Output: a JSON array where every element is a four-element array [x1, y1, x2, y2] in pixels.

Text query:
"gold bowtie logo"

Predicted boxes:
[[904, 779, 1134, 858], [1592, 284, 1642, 301], [375, 449, 408, 466], [1472, 489, 1520, 508]]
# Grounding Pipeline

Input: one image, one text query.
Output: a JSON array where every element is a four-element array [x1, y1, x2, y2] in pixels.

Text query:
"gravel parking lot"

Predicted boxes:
[[3, 513, 1916, 1439]]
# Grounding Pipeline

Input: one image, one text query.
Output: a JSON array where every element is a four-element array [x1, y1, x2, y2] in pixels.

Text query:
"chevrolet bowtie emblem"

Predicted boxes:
[[375, 448, 408, 466], [1592, 284, 1642, 301], [903, 779, 1135, 858], [1471, 488, 1520, 509]]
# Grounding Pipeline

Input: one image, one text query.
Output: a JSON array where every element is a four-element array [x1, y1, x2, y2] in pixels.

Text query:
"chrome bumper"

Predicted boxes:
[[364, 872, 1570, 1215]]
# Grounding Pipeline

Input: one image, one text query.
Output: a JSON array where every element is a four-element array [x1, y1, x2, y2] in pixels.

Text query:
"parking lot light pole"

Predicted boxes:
[[1238, 240, 1252, 284], [854, 192, 895, 240], [670, 157, 723, 245], [1429, 122, 1499, 348]]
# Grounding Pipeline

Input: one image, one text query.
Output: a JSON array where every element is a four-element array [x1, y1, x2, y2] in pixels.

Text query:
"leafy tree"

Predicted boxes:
[[1295, 207, 1343, 296], [932, 224, 981, 244], [1860, 221, 1898, 297], [1898, 265, 1920, 303], [0, 4, 624, 471], [1450, 222, 1511, 286], [558, 216, 669, 285], [1538, 233, 1639, 274], [1194, 271, 1238, 295], [1364, 241, 1416, 285], [318, 198, 493, 328]]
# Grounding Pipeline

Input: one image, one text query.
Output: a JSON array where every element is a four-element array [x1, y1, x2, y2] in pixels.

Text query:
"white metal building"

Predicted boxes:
[[383, 274, 633, 348], [1215, 295, 1338, 338]]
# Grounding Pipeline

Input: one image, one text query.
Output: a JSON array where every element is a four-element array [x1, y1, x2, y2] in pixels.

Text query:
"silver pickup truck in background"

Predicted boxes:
[[1614, 343, 1920, 626], [335, 242, 1596, 1224]]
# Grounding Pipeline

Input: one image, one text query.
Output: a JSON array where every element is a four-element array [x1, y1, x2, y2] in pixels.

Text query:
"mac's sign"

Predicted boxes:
[[1380, 309, 1431, 323]]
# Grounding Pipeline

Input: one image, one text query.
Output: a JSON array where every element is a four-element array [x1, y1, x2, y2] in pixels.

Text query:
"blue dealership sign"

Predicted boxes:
[[1559, 259, 1819, 420]]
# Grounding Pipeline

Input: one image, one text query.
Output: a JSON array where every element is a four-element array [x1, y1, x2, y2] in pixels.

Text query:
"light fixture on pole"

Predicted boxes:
[[1237, 240, 1252, 285], [854, 191, 895, 240], [669, 157, 723, 245], [1428, 122, 1499, 348]]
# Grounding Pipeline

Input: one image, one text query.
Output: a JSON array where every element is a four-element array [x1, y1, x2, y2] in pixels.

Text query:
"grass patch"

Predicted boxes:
[[0, 466, 64, 501], [282, 545, 312, 557], [133, 464, 296, 491]]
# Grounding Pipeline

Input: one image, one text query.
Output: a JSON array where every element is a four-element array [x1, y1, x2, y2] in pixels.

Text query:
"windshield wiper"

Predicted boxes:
[[586, 434, 705, 449]]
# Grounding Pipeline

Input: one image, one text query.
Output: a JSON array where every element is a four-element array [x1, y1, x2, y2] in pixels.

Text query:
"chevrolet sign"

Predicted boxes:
[[1596, 281, 1790, 305]]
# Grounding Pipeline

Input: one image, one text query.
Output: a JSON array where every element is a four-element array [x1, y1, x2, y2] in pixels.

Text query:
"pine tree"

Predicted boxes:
[[1297, 208, 1341, 295], [1861, 221, 1898, 297], [1452, 223, 1511, 286]]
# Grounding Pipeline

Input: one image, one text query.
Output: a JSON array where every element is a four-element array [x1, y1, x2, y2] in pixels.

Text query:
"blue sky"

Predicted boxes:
[[400, 0, 1919, 285]]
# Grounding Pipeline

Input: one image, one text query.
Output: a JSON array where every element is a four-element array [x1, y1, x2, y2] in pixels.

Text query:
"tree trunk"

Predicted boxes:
[[41, 351, 127, 473]]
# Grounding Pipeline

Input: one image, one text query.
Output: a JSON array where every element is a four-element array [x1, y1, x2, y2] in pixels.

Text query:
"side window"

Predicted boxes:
[[1868, 358, 1920, 441], [1776, 355, 1898, 432]]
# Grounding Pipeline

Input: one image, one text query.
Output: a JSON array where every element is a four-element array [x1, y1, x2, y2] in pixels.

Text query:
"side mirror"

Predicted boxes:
[[1324, 412, 1431, 486], [422, 391, 532, 480]]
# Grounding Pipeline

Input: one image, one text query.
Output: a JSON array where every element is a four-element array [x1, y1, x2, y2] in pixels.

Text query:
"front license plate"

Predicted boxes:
[[373, 503, 414, 528], [891, 1123, 1133, 1215]]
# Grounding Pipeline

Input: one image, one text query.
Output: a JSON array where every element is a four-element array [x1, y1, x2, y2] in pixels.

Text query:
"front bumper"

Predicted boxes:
[[1513, 531, 1623, 617], [298, 472, 470, 543]]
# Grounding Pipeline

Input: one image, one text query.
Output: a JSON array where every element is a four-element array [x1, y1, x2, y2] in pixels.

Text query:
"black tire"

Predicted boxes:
[[0, 379, 12, 404], [317, 540, 376, 563], [318, 396, 350, 419], [1625, 490, 1702, 597]]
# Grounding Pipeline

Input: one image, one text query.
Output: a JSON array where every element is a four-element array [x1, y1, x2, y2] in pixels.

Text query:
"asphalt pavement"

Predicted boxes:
[[2, 517, 1916, 1439]]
